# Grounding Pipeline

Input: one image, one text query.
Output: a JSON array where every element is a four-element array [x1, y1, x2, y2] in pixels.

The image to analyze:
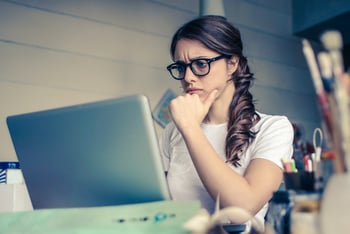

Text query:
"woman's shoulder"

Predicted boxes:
[[255, 112, 293, 132]]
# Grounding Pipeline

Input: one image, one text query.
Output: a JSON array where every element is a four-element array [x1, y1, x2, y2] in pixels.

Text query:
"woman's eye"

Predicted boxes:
[[177, 65, 185, 72], [193, 60, 208, 69]]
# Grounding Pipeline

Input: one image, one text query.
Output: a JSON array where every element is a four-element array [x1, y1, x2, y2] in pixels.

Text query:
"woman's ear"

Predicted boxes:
[[227, 56, 239, 75]]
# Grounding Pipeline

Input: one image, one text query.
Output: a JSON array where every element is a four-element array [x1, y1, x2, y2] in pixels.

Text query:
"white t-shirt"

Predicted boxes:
[[159, 113, 294, 226]]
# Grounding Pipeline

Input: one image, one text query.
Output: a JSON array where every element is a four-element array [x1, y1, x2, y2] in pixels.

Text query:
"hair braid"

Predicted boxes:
[[226, 56, 260, 166]]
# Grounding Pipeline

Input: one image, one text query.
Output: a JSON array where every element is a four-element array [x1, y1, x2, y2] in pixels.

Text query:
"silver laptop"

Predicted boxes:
[[6, 94, 170, 209]]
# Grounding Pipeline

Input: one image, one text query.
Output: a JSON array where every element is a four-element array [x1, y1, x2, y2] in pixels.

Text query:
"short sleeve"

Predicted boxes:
[[250, 116, 294, 169]]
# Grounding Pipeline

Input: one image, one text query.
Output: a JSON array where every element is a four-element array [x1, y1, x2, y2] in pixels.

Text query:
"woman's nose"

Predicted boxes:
[[183, 66, 198, 83]]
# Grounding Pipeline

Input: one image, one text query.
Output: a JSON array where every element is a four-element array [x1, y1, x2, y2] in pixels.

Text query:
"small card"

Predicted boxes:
[[152, 89, 177, 128]]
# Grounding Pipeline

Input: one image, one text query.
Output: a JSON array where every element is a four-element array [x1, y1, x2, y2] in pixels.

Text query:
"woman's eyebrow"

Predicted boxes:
[[174, 56, 210, 63]]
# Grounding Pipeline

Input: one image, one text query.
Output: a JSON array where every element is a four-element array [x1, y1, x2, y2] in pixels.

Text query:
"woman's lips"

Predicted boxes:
[[186, 88, 202, 95]]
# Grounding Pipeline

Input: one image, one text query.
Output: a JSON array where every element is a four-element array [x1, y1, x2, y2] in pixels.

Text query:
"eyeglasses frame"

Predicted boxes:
[[166, 54, 231, 80]]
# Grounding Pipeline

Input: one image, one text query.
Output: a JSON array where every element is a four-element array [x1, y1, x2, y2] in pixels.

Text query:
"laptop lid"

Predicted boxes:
[[6, 94, 170, 209]]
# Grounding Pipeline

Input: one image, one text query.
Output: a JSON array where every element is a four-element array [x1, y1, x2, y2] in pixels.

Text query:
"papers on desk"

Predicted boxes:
[[0, 200, 201, 234]]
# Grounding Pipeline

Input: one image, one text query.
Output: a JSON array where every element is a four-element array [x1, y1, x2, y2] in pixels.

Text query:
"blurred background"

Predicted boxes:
[[1, 0, 349, 162]]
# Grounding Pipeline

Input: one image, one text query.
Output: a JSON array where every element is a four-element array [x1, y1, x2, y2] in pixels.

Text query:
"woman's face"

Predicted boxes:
[[173, 39, 238, 102]]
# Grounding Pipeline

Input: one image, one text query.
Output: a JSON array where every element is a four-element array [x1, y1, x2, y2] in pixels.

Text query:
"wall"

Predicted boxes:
[[292, 0, 350, 45], [0, 0, 322, 163]]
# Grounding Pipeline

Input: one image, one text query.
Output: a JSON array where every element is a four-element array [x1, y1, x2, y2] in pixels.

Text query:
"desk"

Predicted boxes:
[[0, 200, 201, 234]]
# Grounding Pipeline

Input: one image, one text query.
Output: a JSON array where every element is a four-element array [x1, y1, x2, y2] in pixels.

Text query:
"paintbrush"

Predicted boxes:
[[320, 30, 350, 173], [320, 31, 344, 76], [302, 39, 333, 139], [317, 52, 346, 173], [317, 52, 334, 93]]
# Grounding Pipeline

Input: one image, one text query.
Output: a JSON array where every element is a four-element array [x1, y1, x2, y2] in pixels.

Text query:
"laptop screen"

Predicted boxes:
[[7, 95, 170, 209]]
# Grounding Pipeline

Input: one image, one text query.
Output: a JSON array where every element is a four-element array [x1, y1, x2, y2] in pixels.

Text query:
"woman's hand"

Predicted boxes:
[[169, 89, 218, 132]]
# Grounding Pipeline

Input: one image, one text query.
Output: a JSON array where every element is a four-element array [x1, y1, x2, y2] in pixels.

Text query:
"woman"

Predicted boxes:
[[160, 15, 293, 229]]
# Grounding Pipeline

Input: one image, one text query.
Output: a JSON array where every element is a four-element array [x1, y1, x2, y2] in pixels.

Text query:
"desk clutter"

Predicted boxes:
[[265, 29, 350, 234], [266, 138, 332, 234], [266, 128, 345, 234], [266, 190, 321, 234], [303, 30, 350, 234]]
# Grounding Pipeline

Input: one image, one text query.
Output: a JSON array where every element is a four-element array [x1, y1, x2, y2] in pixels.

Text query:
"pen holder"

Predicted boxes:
[[284, 172, 315, 192]]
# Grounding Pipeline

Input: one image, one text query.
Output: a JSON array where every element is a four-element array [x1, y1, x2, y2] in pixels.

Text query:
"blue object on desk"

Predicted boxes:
[[0, 162, 20, 169], [222, 224, 246, 233]]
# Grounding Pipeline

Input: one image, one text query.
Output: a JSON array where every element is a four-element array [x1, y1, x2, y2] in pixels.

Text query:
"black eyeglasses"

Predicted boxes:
[[166, 54, 230, 80]]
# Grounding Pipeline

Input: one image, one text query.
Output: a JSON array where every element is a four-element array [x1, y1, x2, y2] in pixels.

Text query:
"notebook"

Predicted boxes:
[[6, 94, 171, 209]]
